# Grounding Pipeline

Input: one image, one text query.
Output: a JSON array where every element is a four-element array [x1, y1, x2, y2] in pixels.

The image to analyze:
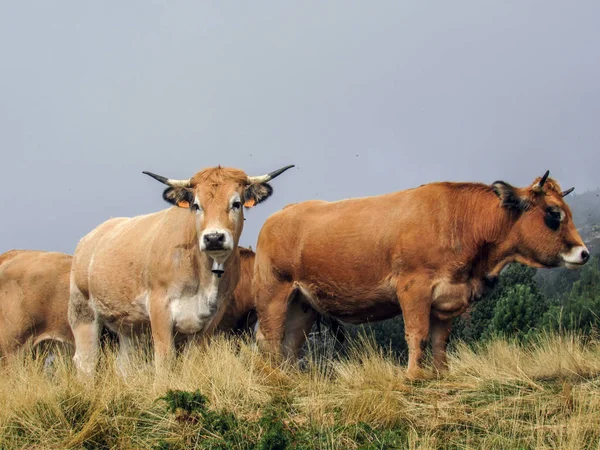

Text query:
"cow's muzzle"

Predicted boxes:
[[203, 232, 227, 251], [562, 245, 590, 269]]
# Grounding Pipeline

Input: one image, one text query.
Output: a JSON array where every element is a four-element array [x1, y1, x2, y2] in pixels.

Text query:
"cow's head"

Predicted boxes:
[[493, 170, 589, 269], [143, 165, 293, 269]]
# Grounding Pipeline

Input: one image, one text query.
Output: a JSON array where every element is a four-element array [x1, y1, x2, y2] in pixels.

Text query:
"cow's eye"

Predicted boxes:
[[192, 203, 202, 212], [231, 201, 242, 210], [545, 208, 562, 231]]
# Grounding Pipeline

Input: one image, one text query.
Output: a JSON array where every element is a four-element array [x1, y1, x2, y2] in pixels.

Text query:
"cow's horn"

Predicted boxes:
[[247, 164, 295, 184], [142, 171, 192, 188], [533, 170, 550, 192], [561, 187, 575, 197]]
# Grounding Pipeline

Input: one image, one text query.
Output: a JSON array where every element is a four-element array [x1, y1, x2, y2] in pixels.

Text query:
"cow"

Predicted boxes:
[[253, 171, 589, 379], [0, 250, 74, 360], [217, 246, 348, 345], [217, 246, 259, 334], [69, 164, 293, 376]]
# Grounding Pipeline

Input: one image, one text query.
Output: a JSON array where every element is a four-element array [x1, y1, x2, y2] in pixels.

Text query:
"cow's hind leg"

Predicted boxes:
[[68, 284, 101, 378], [255, 281, 295, 362], [282, 298, 318, 360]]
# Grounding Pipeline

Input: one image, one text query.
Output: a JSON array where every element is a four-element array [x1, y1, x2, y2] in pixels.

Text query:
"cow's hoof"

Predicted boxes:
[[405, 367, 434, 381]]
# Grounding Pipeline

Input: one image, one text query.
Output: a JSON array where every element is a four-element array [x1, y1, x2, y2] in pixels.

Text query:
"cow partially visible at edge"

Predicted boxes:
[[0, 250, 74, 359], [69, 164, 293, 376], [253, 171, 589, 380]]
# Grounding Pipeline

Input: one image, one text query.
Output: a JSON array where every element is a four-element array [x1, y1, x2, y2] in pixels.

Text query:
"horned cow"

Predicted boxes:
[[69, 164, 293, 376], [253, 171, 589, 379]]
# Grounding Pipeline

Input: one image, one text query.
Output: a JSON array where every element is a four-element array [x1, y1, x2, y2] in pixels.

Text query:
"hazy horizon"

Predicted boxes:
[[1, 2, 599, 254]]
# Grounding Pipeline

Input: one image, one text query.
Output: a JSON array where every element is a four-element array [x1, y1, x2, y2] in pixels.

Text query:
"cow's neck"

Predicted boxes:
[[456, 190, 521, 282]]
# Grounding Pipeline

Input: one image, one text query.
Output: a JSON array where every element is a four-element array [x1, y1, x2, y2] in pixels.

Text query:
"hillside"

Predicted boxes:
[[570, 188, 600, 254]]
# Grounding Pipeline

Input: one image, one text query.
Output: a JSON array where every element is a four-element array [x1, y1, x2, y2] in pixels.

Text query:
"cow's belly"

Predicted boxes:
[[170, 289, 221, 335], [298, 282, 401, 324], [92, 292, 151, 330]]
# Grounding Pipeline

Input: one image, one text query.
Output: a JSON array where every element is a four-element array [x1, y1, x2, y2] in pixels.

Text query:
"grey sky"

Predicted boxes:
[[1, 1, 599, 254]]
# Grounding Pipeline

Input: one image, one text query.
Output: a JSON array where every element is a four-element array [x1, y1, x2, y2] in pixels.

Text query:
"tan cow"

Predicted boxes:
[[0, 250, 74, 358], [253, 171, 589, 379], [69, 165, 293, 375]]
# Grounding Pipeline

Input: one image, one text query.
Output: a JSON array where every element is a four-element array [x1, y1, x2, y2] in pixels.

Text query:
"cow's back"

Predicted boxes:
[[0, 250, 73, 355]]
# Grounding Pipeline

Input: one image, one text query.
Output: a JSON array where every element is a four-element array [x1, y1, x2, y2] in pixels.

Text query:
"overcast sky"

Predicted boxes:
[[1, 1, 599, 254]]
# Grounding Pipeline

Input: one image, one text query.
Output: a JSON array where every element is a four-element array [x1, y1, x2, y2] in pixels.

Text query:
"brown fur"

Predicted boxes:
[[253, 175, 588, 379], [0, 250, 74, 357], [218, 247, 257, 333]]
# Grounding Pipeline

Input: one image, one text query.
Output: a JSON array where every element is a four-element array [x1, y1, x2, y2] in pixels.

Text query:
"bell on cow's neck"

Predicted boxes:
[[212, 260, 225, 278]]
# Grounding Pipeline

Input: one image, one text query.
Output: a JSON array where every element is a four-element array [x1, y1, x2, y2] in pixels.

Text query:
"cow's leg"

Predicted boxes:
[[282, 300, 318, 360], [115, 329, 137, 377], [396, 278, 432, 380], [430, 316, 452, 375], [255, 282, 294, 361], [149, 292, 174, 376], [68, 284, 101, 377]]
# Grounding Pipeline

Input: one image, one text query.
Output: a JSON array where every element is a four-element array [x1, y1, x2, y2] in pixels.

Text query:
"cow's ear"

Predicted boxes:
[[492, 181, 530, 211], [243, 183, 273, 208], [163, 187, 194, 209]]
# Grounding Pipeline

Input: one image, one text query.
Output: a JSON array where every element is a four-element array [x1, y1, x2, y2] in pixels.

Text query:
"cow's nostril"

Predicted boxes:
[[581, 249, 590, 262], [203, 233, 226, 249]]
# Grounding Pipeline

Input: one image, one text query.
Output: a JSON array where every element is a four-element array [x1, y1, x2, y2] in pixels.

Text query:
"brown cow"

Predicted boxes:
[[0, 250, 74, 358], [253, 171, 589, 379], [69, 165, 293, 376], [218, 247, 347, 347], [218, 247, 259, 334]]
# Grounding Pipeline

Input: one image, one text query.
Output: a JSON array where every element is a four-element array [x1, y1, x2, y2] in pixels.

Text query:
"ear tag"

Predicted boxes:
[[244, 198, 256, 208], [177, 200, 190, 208]]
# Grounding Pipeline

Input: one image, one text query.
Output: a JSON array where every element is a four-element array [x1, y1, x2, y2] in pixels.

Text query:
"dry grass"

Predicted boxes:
[[1, 333, 599, 449]]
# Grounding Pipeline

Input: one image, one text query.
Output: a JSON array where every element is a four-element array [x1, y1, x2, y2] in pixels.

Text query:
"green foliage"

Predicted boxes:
[[343, 316, 408, 362], [157, 390, 412, 449], [543, 256, 600, 333], [487, 284, 548, 340], [160, 389, 208, 416], [452, 264, 542, 343], [159, 390, 242, 449], [258, 405, 291, 450]]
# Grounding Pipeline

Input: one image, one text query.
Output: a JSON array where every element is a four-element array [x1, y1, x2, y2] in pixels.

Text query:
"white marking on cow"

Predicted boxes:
[[561, 245, 589, 267], [169, 277, 222, 335]]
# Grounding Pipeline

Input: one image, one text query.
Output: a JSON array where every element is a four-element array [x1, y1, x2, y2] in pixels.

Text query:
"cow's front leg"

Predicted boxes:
[[430, 316, 452, 375], [397, 278, 432, 380], [149, 293, 174, 376]]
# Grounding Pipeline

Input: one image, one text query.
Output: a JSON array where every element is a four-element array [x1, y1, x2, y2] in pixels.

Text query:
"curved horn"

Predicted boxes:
[[247, 164, 295, 184], [142, 171, 191, 188], [561, 187, 575, 197], [533, 170, 550, 192]]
